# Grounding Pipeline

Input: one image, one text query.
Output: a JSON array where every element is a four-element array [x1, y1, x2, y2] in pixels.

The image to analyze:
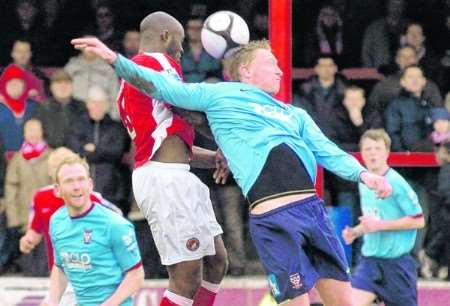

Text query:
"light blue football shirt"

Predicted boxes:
[[50, 204, 141, 306], [359, 168, 423, 258], [114, 55, 366, 196]]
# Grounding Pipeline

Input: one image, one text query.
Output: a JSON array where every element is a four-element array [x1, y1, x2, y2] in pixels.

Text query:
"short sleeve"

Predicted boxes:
[[109, 222, 141, 272], [29, 194, 42, 233], [393, 180, 422, 216]]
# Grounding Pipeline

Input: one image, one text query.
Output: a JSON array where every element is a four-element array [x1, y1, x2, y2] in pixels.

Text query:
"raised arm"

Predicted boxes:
[[71, 37, 213, 112]]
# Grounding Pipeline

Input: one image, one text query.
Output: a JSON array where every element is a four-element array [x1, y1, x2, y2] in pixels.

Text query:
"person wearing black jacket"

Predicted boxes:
[[66, 86, 130, 214], [33, 69, 87, 148]]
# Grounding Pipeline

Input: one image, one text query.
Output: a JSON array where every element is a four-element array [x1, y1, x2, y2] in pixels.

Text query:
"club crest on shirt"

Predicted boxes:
[[186, 238, 200, 251], [289, 273, 303, 290], [83, 229, 93, 244]]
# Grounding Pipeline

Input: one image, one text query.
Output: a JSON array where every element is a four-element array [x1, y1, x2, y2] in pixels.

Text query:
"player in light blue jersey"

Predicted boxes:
[[71, 36, 393, 306], [48, 155, 144, 306], [342, 129, 425, 306]]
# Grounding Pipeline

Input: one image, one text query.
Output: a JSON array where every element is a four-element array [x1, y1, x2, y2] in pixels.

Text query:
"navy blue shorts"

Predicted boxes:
[[249, 196, 350, 304], [351, 254, 418, 306]]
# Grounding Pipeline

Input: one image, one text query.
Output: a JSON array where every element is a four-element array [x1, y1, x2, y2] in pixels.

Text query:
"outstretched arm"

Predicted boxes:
[[298, 108, 392, 198], [71, 37, 214, 112]]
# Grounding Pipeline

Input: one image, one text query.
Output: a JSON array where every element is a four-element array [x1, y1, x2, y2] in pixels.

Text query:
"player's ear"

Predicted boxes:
[[160, 30, 170, 43], [239, 64, 250, 80], [54, 184, 61, 197], [88, 178, 94, 192]]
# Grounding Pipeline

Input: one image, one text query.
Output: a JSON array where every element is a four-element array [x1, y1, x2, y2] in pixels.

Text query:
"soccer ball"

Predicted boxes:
[[201, 11, 250, 59]]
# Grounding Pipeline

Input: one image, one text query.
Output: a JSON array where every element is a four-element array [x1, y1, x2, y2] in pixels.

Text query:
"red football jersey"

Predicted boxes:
[[29, 185, 102, 269], [116, 52, 194, 168]]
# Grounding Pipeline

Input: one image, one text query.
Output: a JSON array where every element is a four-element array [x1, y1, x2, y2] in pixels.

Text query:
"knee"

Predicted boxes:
[[205, 245, 229, 281], [208, 247, 229, 277]]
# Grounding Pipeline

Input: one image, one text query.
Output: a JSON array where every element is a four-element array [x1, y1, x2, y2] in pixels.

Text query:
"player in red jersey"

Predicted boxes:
[[116, 12, 228, 306]]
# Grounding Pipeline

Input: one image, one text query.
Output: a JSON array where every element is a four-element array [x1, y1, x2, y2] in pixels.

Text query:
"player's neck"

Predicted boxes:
[[368, 164, 390, 176], [68, 202, 94, 218]]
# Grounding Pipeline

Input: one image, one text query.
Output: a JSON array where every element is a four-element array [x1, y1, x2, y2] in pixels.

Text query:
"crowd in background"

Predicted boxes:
[[0, 0, 449, 281]]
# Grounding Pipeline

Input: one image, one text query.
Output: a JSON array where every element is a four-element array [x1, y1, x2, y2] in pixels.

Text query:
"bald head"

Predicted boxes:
[[140, 11, 182, 34], [139, 11, 185, 60]]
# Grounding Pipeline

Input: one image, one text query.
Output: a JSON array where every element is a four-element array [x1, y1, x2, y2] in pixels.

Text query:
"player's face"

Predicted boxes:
[[167, 30, 184, 62], [360, 138, 389, 172], [56, 163, 93, 214], [246, 48, 282, 94]]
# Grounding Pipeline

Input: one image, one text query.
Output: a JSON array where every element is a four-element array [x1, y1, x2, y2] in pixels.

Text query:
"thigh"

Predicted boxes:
[[308, 202, 350, 282], [315, 278, 353, 306], [202, 235, 228, 283], [133, 166, 222, 266], [249, 209, 318, 304], [349, 287, 377, 306], [167, 259, 203, 298]]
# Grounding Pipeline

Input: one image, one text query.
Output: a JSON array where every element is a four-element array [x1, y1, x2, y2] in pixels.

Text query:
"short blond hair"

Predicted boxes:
[[48, 147, 77, 181], [360, 129, 391, 150], [225, 39, 271, 81], [55, 154, 90, 184]]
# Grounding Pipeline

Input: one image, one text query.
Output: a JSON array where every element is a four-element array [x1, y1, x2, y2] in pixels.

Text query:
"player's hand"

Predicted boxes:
[[213, 149, 229, 184], [71, 37, 117, 64], [19, 235, 34, 254], [359, 171, 392, 198], [358, 216, 382, 233], [341, 226, 358, 245]]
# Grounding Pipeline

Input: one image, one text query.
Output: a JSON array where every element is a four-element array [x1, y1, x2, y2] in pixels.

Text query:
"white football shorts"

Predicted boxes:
[[132, 161, 223, 265]]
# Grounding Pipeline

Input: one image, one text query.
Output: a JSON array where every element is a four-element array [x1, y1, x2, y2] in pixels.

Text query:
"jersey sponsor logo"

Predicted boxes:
[[83, 229, 93, 244], [267, 273, 280, 297], [186, 238, 200, 251], [248, 102, 293, 122], [289, 273, 303, 290], [60, 252, 92, 270]]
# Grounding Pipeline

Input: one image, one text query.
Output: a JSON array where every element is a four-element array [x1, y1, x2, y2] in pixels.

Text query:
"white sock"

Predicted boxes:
[[201, 280, 221, 293], [164, 290, 193, 306]]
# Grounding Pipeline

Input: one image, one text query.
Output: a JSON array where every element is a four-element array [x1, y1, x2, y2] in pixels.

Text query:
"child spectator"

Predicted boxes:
[[0, 64, 38, 154]]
